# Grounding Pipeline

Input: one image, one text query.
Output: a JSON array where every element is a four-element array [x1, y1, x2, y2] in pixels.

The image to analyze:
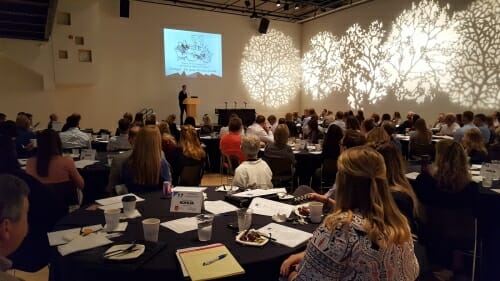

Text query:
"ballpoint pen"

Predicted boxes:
[[202, 254, 227, 266]]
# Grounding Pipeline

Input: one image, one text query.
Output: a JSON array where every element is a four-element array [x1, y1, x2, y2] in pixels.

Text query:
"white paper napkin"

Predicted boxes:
[[120, 210, 142, 219], [47, 224, 103, 246], [103, 222, 128, 232], [160, 217, 197, 234], [57, 233, 113, 256]]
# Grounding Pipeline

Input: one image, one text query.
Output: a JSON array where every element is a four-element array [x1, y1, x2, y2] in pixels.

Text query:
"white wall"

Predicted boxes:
[[301, 0, 490, 122], [0, 0, 301, 130]]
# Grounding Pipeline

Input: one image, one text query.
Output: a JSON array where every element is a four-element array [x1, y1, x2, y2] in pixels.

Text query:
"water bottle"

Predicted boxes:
[[163, 181, 172, 198]]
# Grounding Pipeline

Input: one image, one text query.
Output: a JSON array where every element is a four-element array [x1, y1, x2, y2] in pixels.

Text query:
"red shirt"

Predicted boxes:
[[220, 132, 245, 163]]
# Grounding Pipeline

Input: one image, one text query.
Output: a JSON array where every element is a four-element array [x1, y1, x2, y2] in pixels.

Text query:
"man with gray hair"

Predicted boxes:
[[232, 135, 273, 189], [0, 174, 30, 281]]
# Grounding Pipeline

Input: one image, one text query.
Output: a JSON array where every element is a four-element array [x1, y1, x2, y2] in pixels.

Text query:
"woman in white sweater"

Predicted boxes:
[[233, 134, 273, 189]]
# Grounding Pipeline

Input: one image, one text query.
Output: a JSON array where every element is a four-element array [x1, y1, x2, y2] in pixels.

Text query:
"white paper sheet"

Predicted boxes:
[[74, 159, 98, 169], [215, 185, 240, 192], [248, 197, 294, 217], [47, 224, 103, 246], [172, 186, 207, 192], [472, 176, 483, 183], [204, 200, 239, 214], [160, 217, 198, 234], [17, 159, 28, 166], [471, 164, 482, 170], [257, 223, 313, 248], [95, 194, 145, 206], [491, 189, 500, 194], [119, 210, 142, 219], [405, 172, 420, 180], [103, 222, 128, 232], [232, 188, 288, 198], [57, 233, 113, 256]]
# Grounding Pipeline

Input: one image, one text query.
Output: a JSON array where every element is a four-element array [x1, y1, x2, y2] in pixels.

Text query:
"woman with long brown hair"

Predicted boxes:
[[281, 147, 418, 281], [171, 125, 206, 185], [121, 125, 171, 192], [462, 128, 488, 164]]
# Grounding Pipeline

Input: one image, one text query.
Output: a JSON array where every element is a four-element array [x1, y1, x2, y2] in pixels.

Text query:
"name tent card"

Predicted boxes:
[[170, 190, 204, 213], [480, 163, 500, 179], [80, 149, 96, 160]]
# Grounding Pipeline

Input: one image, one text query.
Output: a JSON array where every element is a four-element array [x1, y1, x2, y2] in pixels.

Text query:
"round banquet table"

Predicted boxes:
[[49, 189, 317, 281]]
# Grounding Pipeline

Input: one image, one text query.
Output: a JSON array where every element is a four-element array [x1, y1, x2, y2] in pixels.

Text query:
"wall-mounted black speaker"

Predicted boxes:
[[258, 18, 269, 34], [120, 0, 129, 18]]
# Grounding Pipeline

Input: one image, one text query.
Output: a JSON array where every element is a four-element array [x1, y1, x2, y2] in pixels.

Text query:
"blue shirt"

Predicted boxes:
[[453, 123, 476, 143]]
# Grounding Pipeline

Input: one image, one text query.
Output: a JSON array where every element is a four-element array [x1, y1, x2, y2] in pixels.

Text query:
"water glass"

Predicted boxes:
[[104, 209, 121, 232], [142, 218, 161, 242], [309, 202, 324, 223], [237, 208, 253, 232], [196, 214, 214, 241]]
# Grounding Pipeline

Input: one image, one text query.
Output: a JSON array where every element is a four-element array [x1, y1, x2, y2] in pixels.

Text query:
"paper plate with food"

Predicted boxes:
[[236, 229, 270, 247]]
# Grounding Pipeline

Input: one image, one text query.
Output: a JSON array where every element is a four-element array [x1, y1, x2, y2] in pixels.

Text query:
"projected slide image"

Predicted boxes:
[[164, 28, 222, 77]]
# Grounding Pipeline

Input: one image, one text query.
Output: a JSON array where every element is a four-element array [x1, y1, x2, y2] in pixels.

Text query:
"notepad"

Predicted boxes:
[[177, 243, 244, 281]]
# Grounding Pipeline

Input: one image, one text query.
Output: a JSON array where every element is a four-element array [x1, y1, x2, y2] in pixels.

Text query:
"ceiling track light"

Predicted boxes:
[[276, 0, 281, 7], [294, 3, 299, 10]]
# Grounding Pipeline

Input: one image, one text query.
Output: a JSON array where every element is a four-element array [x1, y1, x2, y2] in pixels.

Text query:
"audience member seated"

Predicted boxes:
[[330, 111, 346, 131], [247, 115, 274, 145], [121, 125, 171, 193], [488, 127, 500, 161], [453, 111, 476, 143], [0, 135, 59, 272], [0, 174, 30, 281], [366, 127, 390, 145], [106, 126, 140, 194], [166, 114, 180, 141], [158, 122, 177, 170], [199, 114, 213, 135], [267, 115, 278, 134], [345, 115, 360, 131], [233, 134, 273, 189], [304, 115, 320, 144], [409, 118, 432, 157], [132, 112, 144, 127], [220, 117, 245, 163], [382, 121, 402, 152], [432, 113, 445, 130], [285, 113, 299, 137], [26, 129, 84, 215], [473, 113, 491, 144], [280, 147, 419, 281], [360, 118, 375, 136], [437, 113, 460, 136], [355, 109, 365, 124], [47, 113, 59, 130], [463, 128, 488, 164], [392, 111, 402, 125], [173, 125, 206, 186], [396, 111, 415, 134], [114, 112, 133, 136], [263, 124, 294, 163], [413, 139, 478, 271], [184, 116, 196, 127], [0, 113, 5, 123], [107, 118, 132, 151], [14, 114, 36, 158], [59, 114, 90, 149]]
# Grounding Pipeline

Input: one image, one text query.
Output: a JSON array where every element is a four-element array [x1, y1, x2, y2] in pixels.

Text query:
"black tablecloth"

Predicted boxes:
[[50, 189, 316, 281]]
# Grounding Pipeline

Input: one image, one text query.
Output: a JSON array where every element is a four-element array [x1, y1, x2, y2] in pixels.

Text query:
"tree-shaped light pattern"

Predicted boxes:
[[241, 29, 301, 108], [384, 0, 458, 103], [302, 32, 342, 100], [445, 0, 500, 109], [340, 21, 388, 110]]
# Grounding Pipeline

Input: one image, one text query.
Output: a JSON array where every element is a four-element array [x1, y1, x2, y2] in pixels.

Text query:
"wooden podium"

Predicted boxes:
[[183, 97, 200, 122]]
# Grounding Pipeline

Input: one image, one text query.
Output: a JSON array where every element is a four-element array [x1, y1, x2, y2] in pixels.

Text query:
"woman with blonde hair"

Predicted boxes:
[[463, 128, 488, 164], [121, 125, 171, 192], [281, 147, 418, 281], [171, 125, 206, 185], [366, 127, 390, 145], [158, 121, 177, 166]]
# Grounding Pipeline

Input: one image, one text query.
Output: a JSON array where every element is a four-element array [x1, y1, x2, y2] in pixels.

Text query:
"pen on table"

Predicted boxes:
[[202, 254, 227, 266]]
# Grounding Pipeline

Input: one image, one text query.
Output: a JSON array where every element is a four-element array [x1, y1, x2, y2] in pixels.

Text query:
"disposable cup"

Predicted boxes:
[[104, 209, 121, 231], [142, 218, 160, 242], [309, 202, 324, 223], [121, 195, 136, 216], [196, 214, 214, 241], [237, 208, 252, 232]]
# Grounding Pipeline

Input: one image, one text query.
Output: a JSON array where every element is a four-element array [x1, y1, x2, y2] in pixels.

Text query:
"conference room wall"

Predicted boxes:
[[0, 0, 302, 130], [300, 0, 493, 123]]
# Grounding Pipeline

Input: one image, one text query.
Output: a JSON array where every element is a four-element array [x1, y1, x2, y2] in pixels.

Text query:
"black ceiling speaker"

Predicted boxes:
[[258, 18, 269, 34], [120, 0, 129, 18]]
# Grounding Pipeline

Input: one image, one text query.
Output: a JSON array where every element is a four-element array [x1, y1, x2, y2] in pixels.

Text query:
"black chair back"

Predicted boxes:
[[488, 144, 500, 161], [262, 156, 294, 188], [222, 153, 240, 176], [410, 143, 435, 161], [178, 161, 205, 186]]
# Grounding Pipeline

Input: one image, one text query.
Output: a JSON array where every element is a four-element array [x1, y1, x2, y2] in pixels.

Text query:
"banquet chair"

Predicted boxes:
[[44, 181, 80, 220], [178, 161, 205, 186], [319, 158, 337, 191], [488, 144, 500, 161], [409, 143, 435, 162], [262, 156, 295, 191], [220, 153, 240, 185], [419, 198, 479, 280]]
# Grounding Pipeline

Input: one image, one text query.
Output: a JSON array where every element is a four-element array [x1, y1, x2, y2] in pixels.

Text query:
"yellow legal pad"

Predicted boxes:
[[178, 243, 245, 281]]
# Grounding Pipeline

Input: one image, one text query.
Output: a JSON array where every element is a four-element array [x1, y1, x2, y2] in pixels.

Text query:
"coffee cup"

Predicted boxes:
[[122, 195, 136, 216]]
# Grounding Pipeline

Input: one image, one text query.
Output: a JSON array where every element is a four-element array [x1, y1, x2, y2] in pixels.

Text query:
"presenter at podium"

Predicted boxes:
[[178, 84, 188, 124]]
